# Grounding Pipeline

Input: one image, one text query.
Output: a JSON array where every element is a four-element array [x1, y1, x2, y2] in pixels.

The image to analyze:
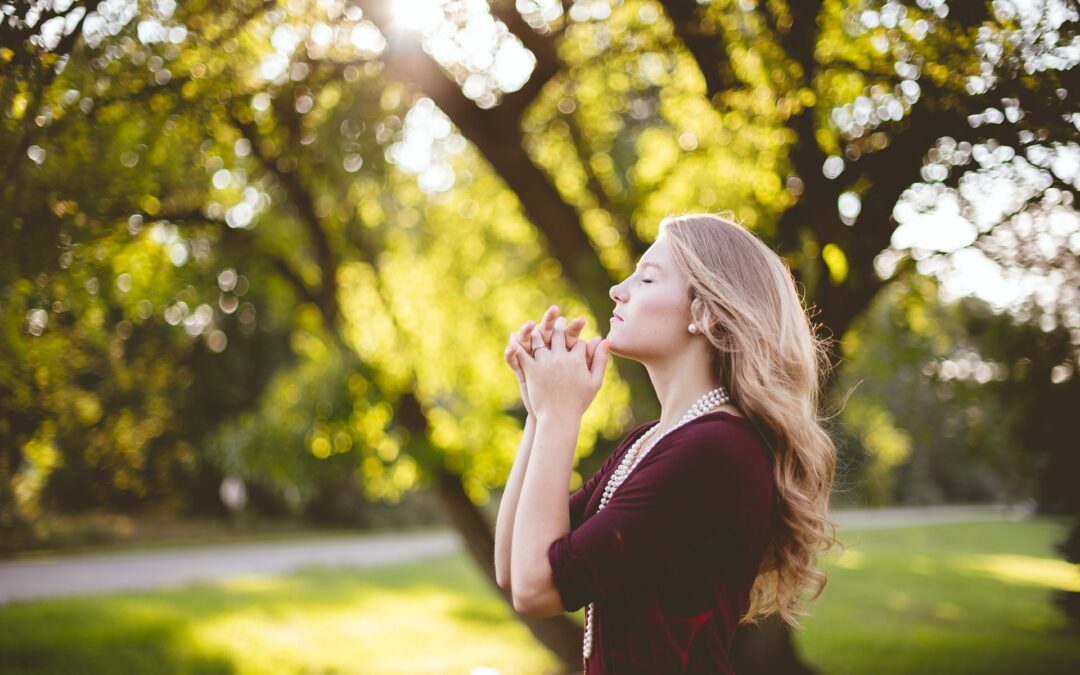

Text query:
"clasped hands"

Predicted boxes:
[[503, 305, 610, 421]]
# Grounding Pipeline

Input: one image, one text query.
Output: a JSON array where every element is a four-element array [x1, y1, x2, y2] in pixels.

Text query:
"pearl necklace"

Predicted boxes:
[[582, 386, 731, 662]]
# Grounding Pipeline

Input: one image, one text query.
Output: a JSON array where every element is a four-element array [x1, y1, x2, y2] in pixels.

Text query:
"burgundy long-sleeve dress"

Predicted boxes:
[[546, 409, 776, 674]]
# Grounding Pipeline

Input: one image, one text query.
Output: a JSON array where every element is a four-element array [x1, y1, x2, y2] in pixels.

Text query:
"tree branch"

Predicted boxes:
[[361, 0, 616, 320], [564, 109, 649, 261], [114, 206, 324, 307], [661, 0, 737, 102], [228, 109, 341, 329]]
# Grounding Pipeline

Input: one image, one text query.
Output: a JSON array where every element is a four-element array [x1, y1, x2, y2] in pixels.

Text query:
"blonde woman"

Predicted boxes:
[[495, 213, 842, 674]]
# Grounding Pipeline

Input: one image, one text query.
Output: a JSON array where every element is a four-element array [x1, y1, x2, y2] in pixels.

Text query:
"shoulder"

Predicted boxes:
[[659, 413, 773, 477]]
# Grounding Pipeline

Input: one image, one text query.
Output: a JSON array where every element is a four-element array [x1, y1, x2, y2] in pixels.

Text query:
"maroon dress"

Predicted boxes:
[[547, 410, 776, 674]]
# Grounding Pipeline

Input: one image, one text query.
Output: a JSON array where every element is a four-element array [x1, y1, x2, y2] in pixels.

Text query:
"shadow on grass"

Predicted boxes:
[[0, 551, 558, 675], [0, 602, 237, 674]]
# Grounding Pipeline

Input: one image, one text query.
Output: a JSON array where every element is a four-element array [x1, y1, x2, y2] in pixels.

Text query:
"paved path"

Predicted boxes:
[[0, 528, 459, 605], [0, 503, 1037, 605], [831, 501, 1036, 530]]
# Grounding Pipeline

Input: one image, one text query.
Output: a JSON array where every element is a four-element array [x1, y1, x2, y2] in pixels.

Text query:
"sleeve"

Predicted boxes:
[[568, 422, 653, 531], [547, 425, 774, 612]]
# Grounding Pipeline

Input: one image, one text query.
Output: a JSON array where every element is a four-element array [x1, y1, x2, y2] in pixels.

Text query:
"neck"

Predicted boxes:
[[644, 343, 725, 436]]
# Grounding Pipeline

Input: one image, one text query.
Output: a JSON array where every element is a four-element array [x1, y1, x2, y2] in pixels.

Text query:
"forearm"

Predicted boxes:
[[510, 413, 580, 600], [495, 414, 537, 589]]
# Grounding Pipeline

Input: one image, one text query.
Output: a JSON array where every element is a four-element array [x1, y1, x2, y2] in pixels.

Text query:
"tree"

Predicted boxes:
[[354, 1, 1079, 669], [3, 0, 1077, 671]]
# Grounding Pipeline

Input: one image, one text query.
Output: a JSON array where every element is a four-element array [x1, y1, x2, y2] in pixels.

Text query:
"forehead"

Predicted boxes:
[[637, 241, 670, 270]]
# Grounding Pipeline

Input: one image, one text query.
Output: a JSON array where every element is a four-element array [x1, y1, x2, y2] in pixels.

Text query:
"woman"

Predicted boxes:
[[494, 212, 842, 674]]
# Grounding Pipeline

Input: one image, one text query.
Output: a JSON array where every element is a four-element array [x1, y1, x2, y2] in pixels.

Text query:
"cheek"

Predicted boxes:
[[640, 287, 690, 326]]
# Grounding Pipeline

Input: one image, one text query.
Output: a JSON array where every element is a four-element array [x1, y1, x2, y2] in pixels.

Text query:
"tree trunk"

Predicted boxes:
[[433, 464, 585, 672], [361, 4, 841, 670]]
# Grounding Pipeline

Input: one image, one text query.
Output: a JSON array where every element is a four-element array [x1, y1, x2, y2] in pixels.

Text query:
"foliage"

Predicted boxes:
[[833, 267, 1080, 510], [2, 0, 636, 535], [1, 0, 1076, 579]]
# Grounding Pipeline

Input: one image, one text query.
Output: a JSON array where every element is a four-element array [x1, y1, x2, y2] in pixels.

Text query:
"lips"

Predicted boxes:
[[611, 312, 624, 322]]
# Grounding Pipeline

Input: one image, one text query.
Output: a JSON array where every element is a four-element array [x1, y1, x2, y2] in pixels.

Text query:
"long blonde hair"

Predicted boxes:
[[661, 211, 844, 630]]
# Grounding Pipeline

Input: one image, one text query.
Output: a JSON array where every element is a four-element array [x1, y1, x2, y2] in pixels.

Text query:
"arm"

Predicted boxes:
[[510, 413, 580, 617], [494, 414, 537, 590], [497, 308, 590, 591], [498, 415, 639, 591]]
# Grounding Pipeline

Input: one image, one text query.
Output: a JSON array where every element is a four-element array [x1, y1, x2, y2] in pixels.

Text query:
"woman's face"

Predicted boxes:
[[606, 236, 693, 360]]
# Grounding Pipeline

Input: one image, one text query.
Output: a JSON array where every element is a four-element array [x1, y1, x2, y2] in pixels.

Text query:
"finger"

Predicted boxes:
[[551, 315, 568, 351], [505, 345, 524, 379], [565, 316, 586, 349], [530, 325, 545, 351], [585, 335, 600, 365], [540, 304, 559, 346], [512, 342, 533, 373], [589, 338, 610, 384], [571, 338, 587, 359], [507, 331, 523, 362], [584, 335, 600, 370], [515, 321, 535, 349]]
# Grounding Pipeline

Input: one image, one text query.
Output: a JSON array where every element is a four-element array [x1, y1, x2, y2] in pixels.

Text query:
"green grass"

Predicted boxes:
[[795, 517, 1080, 675], [0, 552, 572, 675], [0, 518, 1076, 674]]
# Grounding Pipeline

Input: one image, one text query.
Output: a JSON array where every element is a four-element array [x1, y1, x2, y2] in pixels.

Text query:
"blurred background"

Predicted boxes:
[[1, 1, 1078, 673]]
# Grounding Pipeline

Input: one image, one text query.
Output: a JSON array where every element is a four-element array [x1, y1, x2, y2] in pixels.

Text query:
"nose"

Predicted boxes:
[[609, 281, 626, 305]]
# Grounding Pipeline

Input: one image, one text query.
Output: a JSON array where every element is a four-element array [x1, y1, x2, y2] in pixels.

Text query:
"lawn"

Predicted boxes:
[[0, 518, 1076, 674], [794, 517, 1080, 675]]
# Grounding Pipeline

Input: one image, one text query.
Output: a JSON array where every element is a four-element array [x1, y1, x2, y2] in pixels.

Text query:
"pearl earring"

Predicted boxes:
[[688, 323, 699, 334]]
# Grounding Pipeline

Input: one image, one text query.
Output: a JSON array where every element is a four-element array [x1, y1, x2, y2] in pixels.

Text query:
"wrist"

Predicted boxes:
[[534, 409, 583, 431]]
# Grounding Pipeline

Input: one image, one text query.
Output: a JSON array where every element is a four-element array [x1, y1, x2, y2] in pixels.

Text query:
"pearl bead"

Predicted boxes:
[[583, 386, 731, 660]]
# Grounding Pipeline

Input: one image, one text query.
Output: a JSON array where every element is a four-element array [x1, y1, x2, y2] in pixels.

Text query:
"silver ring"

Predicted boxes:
[[533, 344, 549, 353]]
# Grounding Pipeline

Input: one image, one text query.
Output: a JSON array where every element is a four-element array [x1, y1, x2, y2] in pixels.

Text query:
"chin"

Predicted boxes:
[[604, 335, 619, 355], [604, 336, 628, 358]]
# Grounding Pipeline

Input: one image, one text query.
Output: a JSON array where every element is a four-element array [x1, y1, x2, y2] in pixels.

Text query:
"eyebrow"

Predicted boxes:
[[636, 261, 662, 271]]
